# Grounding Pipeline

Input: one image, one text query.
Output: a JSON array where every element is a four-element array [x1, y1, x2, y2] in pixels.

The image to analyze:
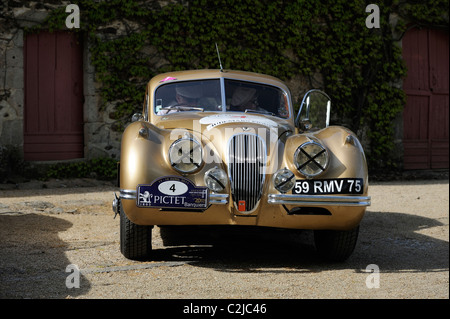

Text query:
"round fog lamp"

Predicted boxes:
[[273, 168, 295, 193], [204, 167, 228, 192]]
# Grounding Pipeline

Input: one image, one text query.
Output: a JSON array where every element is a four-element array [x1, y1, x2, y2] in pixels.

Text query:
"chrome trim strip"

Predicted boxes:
[[220, 77, 226, 112], [119, 189, 228, 205], [209, 193, 229, 205], [268, 194, 371, 207], [120, 189, 137, 200]]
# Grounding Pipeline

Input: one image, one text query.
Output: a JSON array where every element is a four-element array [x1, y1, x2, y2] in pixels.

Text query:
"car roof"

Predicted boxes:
[[147, 69, 290, 92]]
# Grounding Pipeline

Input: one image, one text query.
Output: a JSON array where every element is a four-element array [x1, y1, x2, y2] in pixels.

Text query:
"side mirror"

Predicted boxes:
[[132, 113, 144, 122], [299, 118, 312, 131], [295, 90, 331, 131]]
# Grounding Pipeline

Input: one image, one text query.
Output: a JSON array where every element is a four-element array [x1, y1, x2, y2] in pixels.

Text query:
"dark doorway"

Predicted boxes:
[[402, 27, 449, 169], [24, 31, 84, 161]]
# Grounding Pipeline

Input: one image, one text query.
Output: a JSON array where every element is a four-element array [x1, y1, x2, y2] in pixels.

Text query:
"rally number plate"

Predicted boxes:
[[137, 176, 209, 209], [293, 178, 364, 195]]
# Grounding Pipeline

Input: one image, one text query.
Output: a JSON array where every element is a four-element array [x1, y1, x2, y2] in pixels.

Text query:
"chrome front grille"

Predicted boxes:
[[228, 133, 266, 212]]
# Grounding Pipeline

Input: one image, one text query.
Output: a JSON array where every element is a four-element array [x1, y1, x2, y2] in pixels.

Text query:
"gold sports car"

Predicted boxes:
[[112, 69, 371, 261]]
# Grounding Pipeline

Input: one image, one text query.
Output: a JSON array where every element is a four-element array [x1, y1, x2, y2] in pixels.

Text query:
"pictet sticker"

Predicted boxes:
[[137, 176, 209, 210]]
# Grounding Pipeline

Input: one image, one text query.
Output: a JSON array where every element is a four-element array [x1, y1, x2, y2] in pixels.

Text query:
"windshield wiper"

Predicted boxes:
[[244, 109, 275, 116], [161, 105, 204, 112]]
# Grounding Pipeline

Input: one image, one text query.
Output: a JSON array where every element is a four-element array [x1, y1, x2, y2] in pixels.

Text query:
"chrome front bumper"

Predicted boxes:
[[116, 189, 370, 209], [268, 194, 371, 207]]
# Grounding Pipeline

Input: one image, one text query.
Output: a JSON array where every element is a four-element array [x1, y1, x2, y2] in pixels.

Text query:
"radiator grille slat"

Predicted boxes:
[[228, 134, 266, 212]]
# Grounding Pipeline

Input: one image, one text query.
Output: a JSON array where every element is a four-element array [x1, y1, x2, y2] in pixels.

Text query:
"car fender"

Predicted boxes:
[[284, 126, 369, 191]]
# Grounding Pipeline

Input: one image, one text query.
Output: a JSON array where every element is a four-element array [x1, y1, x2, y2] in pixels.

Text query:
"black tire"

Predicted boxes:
[[314, 226, 359, 262], [119, 202, 153, 260]]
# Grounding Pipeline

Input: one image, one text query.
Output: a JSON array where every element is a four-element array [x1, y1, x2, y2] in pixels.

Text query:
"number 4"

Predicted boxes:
[[170, 184, 176, 192]]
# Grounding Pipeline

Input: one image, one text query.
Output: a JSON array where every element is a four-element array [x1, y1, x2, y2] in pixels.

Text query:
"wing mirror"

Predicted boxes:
[[295, 90, 331, 132]]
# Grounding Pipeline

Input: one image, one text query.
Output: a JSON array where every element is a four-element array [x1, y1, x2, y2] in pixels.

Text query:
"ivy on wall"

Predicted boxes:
[[37, 0, 448, 171]]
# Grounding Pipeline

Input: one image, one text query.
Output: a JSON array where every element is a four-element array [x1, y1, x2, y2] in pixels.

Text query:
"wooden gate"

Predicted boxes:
[[24, 31, 84, 161], [402, 27, 449, 170]]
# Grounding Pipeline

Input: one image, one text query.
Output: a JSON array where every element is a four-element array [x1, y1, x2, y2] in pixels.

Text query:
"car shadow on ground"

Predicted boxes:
[[155, 225, 319, 270], [0, 213, 91, 298], [152, 211, 449, 273]]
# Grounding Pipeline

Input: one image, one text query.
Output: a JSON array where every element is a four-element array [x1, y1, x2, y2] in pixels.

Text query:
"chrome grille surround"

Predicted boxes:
[[227, 133, 267, 213]]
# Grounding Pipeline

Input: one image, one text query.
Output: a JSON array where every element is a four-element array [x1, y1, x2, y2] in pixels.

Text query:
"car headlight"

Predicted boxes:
[[273, 168, 295, 193], [204, 167, 228, 192], [169, 137, 203, 173], [294, 141, 328, 178]]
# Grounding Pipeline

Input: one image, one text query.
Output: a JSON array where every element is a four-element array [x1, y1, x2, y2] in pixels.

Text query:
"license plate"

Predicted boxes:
[[137, 176, 209, 209], [293, 178, 364, 195]]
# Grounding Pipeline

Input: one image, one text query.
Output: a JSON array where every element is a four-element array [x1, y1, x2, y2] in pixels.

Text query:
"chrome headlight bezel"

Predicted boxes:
[[169, 137, 203, 173], [294, 141, 329, 178]]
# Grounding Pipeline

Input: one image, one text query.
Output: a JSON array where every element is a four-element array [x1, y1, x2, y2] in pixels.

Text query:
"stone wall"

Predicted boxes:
[[0, 0, 28, 151]]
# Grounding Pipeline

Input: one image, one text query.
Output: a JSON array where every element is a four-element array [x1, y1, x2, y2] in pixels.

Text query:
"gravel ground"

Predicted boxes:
[[0, 177, 448, 301]]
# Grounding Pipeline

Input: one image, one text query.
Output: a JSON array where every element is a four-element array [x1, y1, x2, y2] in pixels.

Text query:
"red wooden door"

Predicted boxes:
[[402, 28, 449, 169], [24, 31, 84, 161]]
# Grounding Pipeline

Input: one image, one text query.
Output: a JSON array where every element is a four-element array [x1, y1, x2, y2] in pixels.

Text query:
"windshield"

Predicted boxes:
[[154, 79, 290, 118]]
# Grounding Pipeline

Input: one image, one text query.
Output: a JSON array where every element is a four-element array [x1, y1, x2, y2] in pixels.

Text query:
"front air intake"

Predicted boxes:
[[227, 133, 266, 213]]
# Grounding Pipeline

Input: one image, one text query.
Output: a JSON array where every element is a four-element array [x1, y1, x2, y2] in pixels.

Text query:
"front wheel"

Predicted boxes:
[[314, 226, 359, 262], [120, 202, 153, 260]]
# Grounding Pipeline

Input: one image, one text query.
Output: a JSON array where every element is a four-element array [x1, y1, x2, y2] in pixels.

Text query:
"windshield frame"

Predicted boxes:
[[152, 77, 292, 120]]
